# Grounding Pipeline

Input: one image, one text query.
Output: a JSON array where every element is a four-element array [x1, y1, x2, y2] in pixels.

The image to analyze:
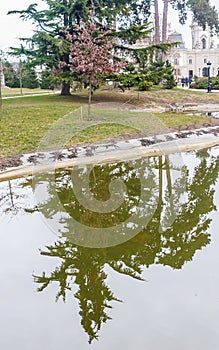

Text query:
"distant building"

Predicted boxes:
[[167, 22, 219, 80]]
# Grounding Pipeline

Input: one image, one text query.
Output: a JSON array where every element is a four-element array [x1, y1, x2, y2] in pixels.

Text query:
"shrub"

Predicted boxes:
[[191, 77, 219, 90], [162, 74, 176, 89], [212, 77, 219, 89], [194, 78, 208, 89], [138, 81, 153, 91]]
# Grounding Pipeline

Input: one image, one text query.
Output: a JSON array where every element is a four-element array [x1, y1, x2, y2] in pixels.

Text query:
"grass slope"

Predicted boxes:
[[0, 88, 216, 158]]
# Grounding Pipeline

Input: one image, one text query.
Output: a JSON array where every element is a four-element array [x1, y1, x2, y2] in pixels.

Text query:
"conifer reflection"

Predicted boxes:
[[32, 150, 219, 343]]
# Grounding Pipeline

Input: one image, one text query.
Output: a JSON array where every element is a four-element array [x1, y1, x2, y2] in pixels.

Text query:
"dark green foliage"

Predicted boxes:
[[144, 60, 175, 89], [143, 60, 166, 84], [108, 59, 175, 91], [188, 0, 219, 33], [129, 43, 174, 69], [22, 66, 39, 89], [168, 0, 219, 33], [8, 0, 218, 98], [3, 62, 20, 88], [116, 22, 153, 45], [40, 69, 53, 89], [212, 77, 219, 90], [163, 73, 175, 89], [7, 0, 155, 96], [138, 80, 153, 91], [18, 151, 218, 343], [192, 77, 208, 89], [125, 64, 136, 73], [116, 73, 136, 89], [162, 61, 176, 89], [108, 60, 175, 91], [191, 77, 219, 90]]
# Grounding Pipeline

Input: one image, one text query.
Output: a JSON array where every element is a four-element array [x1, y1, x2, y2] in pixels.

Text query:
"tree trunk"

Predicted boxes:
[[154, 0, 160, 44], [158, 156, 163, 211], [8, 180, 15, 208], [88, 79, 92, 118], [113, 2, 117, 30], [60, 51, 71, 96], [162, 0, 169, 42], [153, 156, 163, 233], [61, 81, 71, 95], [19, 60, 23, 95]]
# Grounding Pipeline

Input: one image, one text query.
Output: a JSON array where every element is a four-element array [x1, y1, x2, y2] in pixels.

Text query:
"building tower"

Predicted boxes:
[[190, 22, 214, 50]]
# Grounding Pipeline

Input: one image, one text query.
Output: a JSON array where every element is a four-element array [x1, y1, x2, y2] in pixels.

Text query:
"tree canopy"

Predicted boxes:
[[8, 0, 152, 95], [7, 0, 219, 95]]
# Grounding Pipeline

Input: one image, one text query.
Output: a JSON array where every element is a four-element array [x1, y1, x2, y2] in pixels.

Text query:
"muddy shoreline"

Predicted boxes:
[[1, 123, 219, 182], [1, 119, 219, 172], [1, 100, 219, 173]]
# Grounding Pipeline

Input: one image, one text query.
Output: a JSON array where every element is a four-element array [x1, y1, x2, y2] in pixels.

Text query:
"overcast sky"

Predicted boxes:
[[0, 0, 218, 53]]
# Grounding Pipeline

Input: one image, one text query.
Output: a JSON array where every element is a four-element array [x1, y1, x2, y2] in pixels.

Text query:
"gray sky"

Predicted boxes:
[[0, 0, 218, 52], [0, 0, 44, 50]]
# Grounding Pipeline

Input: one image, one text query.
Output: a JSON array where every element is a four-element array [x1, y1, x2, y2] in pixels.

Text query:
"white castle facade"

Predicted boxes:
[[167, 23, 219, 80]]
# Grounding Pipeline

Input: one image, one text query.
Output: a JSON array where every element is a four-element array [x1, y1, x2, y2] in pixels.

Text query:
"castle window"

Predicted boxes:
[[202, 38, 206, 49], [204, 58, 207, 64], [188, 59, 192, 64], [174, 58, 179, 65]]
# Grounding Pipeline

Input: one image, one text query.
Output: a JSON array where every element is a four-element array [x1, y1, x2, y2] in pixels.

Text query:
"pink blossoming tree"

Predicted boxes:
[[64, 21, 125, 116]]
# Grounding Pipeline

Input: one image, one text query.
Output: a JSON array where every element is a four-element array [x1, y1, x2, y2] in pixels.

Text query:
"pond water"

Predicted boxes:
[[1, 147, 219, 349]]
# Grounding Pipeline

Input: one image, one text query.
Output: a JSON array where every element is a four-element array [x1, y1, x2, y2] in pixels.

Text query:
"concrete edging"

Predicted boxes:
[[0, 134, 219, 182]]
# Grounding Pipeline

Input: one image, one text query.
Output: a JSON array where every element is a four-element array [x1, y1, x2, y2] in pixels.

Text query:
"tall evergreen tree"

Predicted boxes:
[[8, 0, 152, 95], [22, 65, 39, 89], [3, 61, 20, 88], [40, 69, 53, 89], [8, 0, 218, 95]]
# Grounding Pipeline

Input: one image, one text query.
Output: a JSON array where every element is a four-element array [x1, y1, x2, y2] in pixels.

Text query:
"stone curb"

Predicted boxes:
[[0, 126, 219, 182]]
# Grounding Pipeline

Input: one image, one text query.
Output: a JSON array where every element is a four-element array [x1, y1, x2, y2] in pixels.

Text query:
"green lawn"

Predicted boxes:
[[0, 95, 80, 156], [0, 90, 211, 158], [2, 87, 53, 97]]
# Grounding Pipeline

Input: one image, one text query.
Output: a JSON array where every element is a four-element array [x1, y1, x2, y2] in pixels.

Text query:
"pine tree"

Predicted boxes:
[[3, 62, 20, 88], [7, 0, 153, 95], [22, 66, 39, 89], [40, 69, 53, 89]]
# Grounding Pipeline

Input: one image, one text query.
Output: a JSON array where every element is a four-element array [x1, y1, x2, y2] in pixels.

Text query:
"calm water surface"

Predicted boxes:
[[1, 147, 219, 349]]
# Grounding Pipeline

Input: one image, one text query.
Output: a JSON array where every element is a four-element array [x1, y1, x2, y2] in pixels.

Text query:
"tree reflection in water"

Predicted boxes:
[[1, 150, 219, 343]]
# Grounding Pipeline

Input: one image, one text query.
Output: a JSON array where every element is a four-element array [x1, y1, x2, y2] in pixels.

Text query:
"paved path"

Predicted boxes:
[[177, 86, 219, 92], [2, 91, 60, 99]]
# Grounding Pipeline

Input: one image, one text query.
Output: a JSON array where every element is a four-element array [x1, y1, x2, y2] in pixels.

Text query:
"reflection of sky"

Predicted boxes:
[[105, 196, 219, 350], [2, 211, 219, 350], [0, 149, 219, 349], [105, 262, 219, 350]]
